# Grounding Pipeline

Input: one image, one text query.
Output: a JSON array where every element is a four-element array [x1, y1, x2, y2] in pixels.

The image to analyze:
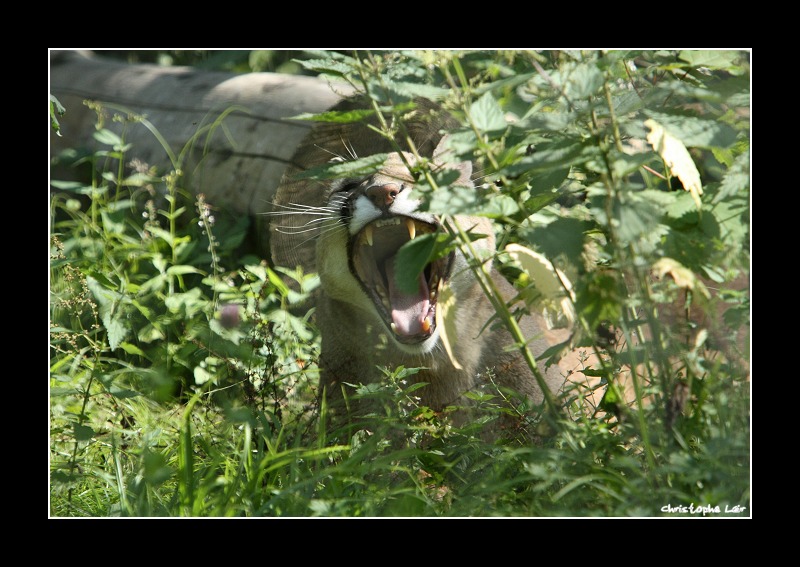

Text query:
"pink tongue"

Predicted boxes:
[[385, 257, 430, 336]]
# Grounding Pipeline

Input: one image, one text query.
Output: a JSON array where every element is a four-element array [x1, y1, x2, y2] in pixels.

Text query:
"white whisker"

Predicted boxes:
[[264, 202, 339, 215], [314, 144, 350, 162], [342, 137, 359, 160]]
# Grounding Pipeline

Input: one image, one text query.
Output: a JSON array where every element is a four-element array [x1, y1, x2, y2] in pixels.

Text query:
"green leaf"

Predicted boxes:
[[295, 55, 358, 77], [470, 92, 507, 133], [581, 368, 607, 377], [50, 94, 65, 135], [599, 382, 624, 414], [73, 424, 95, 441], [121, 172, 161, 187], [504, 139, 593, 176], [529, 167, 570, 197], [394, 234, 437, 295], [267, 267, 290, 295], [287, 108, 377, 123], [521, 217, 589, 266], [609, 152, 654, 179], [93, 128, 123, 147], [714, 148, 750, 204], [482, 194, 519, 218], [575, 271, 622, 329], [107, 384, 141, 399], [50, 180, 92, 193], [83, 269, 118, 290], [440, 129, 478, 155], [244, 264, 269, 282], [119, 341, 148, 358], [166, 265, 204, 276], [426, 185, 482, 215], [565, 62, 605, 100], [86, 276, 128, 351], [665, 192, 699, 225], [616, 194, 665, 244], [516, 111, 575, 133], [164, 288, 207, 316], [380, 79, 451, 101], [678, 50, 745, 70], [194, 365, 215, 385], [296, 153, 390, 180]]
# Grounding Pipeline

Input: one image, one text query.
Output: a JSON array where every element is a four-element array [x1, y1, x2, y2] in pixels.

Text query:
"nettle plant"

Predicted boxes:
[[295, 49, 749, 485], [49, 101, 321, 512]]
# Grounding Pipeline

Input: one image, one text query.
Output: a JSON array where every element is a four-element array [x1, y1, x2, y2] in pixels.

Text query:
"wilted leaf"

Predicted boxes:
[[652, 257, 710, 298], [436, 284, 463, 370], [644, 111, 737, 149], [644, 119, 703, 210], [505, 244, 575, 329]]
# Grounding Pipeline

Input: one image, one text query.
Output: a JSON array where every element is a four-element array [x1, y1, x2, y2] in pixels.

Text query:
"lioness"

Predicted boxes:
[[269, 99, 565, 433]]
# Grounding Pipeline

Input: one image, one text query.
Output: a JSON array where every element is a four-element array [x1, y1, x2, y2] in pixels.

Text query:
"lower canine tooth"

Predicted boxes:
[[421, 317, 431, 332], [390, 322, 398, 333]]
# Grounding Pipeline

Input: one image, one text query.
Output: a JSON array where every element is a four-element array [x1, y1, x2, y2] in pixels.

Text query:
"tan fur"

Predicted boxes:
[[270, 98, 567, 435], [313, 152, 565, 430]]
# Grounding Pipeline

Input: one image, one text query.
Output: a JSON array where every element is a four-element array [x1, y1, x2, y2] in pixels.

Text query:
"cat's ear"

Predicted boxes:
[[433, 135, 472, 186]]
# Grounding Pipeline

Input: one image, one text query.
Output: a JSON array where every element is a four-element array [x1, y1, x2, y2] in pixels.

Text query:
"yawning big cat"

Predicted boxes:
[[270, 127, 566, 433]]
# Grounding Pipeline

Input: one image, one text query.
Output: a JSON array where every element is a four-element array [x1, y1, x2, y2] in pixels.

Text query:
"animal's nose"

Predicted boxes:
[[366, 183, 400, 209]]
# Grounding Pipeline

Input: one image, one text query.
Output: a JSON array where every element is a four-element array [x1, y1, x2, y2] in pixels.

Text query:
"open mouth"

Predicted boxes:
[[350, 216, 452, 344]]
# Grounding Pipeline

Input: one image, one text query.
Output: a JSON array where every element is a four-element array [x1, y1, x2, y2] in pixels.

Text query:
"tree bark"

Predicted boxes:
[[49, 50, 352, 217]]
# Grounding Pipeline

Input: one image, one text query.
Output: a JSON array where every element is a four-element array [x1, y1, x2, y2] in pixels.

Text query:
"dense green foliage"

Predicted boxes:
[[49, 50, 750, 517]]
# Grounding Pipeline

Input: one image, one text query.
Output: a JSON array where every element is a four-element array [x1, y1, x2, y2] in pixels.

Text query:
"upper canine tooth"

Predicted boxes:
[[405, 219, 416, 240], [365, 225, 374, 246]]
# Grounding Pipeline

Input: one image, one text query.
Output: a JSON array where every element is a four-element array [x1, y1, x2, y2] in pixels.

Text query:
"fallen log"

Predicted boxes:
[[49, 50, 351, 222]]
